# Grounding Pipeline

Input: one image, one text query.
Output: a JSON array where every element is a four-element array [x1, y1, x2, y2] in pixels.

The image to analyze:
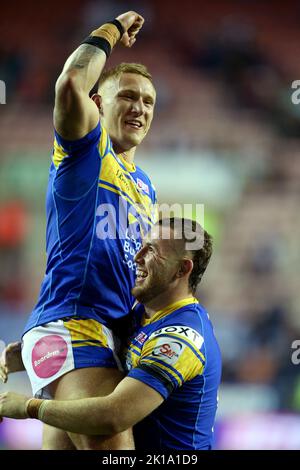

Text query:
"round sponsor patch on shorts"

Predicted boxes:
[[31, 335, 68, 378]]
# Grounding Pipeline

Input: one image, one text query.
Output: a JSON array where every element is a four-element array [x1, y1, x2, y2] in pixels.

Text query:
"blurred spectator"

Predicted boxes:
[[0, 201, 29, 310], [192, 14, 300, 137]]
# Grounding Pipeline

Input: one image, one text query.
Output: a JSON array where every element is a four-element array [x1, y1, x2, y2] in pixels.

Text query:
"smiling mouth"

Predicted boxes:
[[124, 120, 143, 130], [136, 270, 148, 283]]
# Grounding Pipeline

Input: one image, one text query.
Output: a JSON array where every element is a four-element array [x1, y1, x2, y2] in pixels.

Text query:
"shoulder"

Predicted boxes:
[[54, 121, 102, 153], [148, 318, 205, 352], [149, 303, 212, 347]]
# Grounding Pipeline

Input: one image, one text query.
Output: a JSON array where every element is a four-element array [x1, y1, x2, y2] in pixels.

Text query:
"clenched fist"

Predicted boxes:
[[116, 11, 145, 47], [0, 392, 30, 422]]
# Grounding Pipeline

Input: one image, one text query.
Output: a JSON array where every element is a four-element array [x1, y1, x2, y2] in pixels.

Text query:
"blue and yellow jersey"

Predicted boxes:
[[24, 122, 157, 334], [124, 298, 222, 450]]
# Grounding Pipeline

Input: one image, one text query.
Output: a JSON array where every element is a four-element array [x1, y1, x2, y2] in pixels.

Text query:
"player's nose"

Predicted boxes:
[[130, 97, 144, 115], [134, 245, 147, 263]]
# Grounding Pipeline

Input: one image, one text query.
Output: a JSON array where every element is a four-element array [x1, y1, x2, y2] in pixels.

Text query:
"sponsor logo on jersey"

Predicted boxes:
[[116, 169, 131, 191], [137, 178, 149, 195], [150, 325, 204, 349], [151, 338, 184, 365]]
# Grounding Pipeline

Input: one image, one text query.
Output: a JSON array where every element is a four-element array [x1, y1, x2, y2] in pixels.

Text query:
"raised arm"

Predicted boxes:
[[54, 11, 144, 140]]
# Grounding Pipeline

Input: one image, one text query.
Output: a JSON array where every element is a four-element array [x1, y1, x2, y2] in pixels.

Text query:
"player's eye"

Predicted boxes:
[[120, 94, 134, 100]]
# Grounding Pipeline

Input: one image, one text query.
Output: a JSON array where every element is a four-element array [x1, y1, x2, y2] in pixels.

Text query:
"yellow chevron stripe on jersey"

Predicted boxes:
[[98, 182, 154, 230], [173, 345, 204, 379], [98, 182, 153, 223], [53, 138, 68, 169], [99, 152, 154, 218], [130, 344, 141, 357], [140, 334, 204, 381], [117, 152, 136, 173], [142, 297, 199, 326], [71, 340, 105, 348], [129, 212, 139, 225], [63, 318, 109, 347]]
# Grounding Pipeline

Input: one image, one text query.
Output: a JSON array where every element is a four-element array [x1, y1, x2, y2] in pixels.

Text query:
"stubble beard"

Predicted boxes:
[[132, 273, 169, 305]]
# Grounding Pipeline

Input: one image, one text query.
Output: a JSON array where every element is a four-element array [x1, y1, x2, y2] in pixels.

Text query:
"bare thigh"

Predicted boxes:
[[42, 424, 76, 450], [47, 367, 134, 450]]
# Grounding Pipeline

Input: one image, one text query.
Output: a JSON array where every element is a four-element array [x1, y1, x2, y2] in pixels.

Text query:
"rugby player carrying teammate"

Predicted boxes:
[[0, 11, 157, 450], [0, 218, 222, 450]]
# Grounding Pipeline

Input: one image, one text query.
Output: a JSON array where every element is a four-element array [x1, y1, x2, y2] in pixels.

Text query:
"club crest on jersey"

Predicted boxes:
[[136, 178, 149, 195], [135, 331, 148, 345]]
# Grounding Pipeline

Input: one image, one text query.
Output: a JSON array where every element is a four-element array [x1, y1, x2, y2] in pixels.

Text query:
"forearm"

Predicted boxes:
[[0, 378, 163, 433], [39, 396, 119, 435], [34, 377, 163, 436], [54, 20, 122, 136], [53, 12, 142, 138], [57, 20, 122, 94]]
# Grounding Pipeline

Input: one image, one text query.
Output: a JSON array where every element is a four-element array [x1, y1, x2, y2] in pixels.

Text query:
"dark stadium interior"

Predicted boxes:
[[1, 0, 300, 449]]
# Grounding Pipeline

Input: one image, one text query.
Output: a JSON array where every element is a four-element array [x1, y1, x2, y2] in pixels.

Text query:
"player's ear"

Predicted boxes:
[[176, 259, 193, 279], [91, 93, 103, 116]]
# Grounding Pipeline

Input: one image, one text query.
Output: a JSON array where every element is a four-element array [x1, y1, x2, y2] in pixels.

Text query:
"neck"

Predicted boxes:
[[144, 288, 194, 319], [114, 145, 136, 164]]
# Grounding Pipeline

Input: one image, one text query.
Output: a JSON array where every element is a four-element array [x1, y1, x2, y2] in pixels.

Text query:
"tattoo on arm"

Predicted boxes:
[[60, 44, 106, 94], [65, 44, 104, 71]]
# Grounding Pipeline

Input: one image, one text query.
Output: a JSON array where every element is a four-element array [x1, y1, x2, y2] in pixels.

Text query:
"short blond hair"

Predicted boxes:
[[98, 62, 154, 91]]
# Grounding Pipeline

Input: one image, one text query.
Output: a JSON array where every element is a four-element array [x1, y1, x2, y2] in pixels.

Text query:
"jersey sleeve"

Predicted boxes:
[[127, 325, 206, 399], [53, 121, 112, 168], [52, 122, 112, 199]]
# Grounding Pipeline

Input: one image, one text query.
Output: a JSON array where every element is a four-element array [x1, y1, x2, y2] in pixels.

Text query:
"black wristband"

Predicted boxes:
[[81, 36, 111, 58], [108, 19, 125, 38]]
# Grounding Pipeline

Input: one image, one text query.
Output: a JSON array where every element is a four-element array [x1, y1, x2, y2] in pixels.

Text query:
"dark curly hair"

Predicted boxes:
[[158, 217, 213, 294]]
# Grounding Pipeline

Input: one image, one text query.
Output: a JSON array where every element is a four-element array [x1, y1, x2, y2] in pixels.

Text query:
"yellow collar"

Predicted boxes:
[[117, 152, 136, 173], [142, 297, 199, 326]]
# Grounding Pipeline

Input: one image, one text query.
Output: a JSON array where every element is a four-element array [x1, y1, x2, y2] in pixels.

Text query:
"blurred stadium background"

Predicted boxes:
[[1, 0, 300, 450]]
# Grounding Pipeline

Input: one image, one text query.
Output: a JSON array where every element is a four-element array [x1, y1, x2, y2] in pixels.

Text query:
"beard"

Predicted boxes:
[[132, 271, 171, 305]]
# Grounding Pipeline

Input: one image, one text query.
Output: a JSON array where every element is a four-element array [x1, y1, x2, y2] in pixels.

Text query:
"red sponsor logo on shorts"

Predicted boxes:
[[31, 335, 68, 378]]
